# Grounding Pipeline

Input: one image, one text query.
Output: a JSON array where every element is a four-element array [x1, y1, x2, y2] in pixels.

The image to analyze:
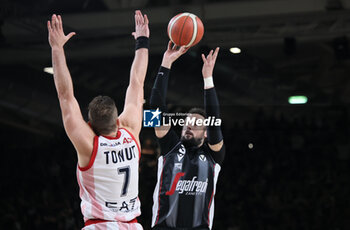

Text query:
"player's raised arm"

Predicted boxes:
[[201, 47, 224, 152], [119, 10, 149, 136], [150, 41, 188, 138], [48, 14, 94, 167]]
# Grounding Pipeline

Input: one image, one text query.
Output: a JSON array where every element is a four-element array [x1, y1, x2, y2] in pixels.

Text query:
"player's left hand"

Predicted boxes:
[[47, 14, 76, 49], [132, 10, 149, 39], [201, 47, 220, 79]]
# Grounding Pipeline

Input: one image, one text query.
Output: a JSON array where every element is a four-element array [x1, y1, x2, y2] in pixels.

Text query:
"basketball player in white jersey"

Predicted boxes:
[[47, 10, 149, 230]]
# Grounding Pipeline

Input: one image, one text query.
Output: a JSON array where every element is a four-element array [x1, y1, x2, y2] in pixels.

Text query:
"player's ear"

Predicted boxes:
[[204, 129, 207, 138], [116, 118, 120, 128]]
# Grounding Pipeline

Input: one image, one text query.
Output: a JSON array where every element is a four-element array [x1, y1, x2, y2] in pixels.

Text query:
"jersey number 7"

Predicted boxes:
[[118, 166, 130, 196]]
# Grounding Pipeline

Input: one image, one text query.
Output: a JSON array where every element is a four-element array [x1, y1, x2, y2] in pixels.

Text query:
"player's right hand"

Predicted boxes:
[[161, 41, 189, 68], [132, 10, 149, 39], [47, 14, 76, 49]]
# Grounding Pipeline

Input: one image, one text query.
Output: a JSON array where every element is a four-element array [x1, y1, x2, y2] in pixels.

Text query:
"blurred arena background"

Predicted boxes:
[[0, 0, 349, 229]]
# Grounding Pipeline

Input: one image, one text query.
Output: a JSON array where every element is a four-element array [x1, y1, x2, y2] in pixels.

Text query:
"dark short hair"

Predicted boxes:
[[88, 95, 118, 136], [188, 107, 206, 118]]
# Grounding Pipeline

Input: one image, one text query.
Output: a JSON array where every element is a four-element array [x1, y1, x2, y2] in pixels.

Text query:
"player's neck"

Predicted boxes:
[[198, 138, 204, 147], [103, 127, 119, 137]]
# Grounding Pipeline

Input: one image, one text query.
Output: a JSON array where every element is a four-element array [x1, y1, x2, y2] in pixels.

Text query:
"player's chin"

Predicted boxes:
[[183, 134, 193, 139], [181, 136, 201, 148], [181, 134, 192, 141]]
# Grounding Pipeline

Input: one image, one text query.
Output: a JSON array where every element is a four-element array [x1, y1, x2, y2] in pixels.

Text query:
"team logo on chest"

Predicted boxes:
[[199, 154, 206, 161], [177, 144, 186, 161], [177, 153, 184, 162]]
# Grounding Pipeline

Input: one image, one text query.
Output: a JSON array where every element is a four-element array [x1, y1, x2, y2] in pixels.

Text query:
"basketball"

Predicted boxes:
[[167, 12, 204, 47]]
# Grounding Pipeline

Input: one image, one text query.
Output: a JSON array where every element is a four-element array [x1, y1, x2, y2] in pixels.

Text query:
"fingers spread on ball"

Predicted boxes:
[[167, 41, 173, 50], [172, 43, 177, 50], [179, 46, 189, 54], [179, 46, 186, 53]]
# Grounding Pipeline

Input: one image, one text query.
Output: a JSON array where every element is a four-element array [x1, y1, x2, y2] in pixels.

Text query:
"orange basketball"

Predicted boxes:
[[167, 12, 204, 47]]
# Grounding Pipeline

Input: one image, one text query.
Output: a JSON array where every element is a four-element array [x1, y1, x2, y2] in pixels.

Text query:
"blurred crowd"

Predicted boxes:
[[0, 108, 349, 230]]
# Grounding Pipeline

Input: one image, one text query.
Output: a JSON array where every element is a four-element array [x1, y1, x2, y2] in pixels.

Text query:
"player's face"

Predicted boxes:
[[181, 113, 206, 147]]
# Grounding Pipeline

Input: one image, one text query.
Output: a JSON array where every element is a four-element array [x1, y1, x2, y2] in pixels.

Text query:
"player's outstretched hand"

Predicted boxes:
[[132, 10, 149, 39], [202, 47, 220, 79], [47, 14, 76, 49], [161, 41, 189, 68]]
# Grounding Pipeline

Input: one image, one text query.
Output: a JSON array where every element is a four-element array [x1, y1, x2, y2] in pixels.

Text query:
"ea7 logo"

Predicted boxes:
[[199, 154, 206, 161], [123, 137, 132, 144]]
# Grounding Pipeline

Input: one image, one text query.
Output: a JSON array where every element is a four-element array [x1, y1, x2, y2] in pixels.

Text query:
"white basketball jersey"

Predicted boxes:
[[77, 128, 141, 223]]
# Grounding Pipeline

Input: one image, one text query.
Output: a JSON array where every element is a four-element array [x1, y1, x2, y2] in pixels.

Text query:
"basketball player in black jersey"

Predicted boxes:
[[149, 42, 225, 230]]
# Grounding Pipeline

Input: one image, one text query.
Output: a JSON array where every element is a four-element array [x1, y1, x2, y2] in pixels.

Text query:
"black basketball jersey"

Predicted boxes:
[[152, 130, 224, 230]]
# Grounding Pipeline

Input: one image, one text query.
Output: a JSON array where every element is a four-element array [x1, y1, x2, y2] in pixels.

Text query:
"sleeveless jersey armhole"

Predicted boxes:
[[78, 136, 99, 171], [120, 128, 141, 159], [205, 143, 225, 166]]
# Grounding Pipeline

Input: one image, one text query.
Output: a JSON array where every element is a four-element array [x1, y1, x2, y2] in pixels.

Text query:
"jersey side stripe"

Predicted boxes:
[[82, 159, 105, 220], [77, 168, 92, 222], [155, 157, 166, 226], [152, 156, 165, 227], [208, 164, 221, 229]]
